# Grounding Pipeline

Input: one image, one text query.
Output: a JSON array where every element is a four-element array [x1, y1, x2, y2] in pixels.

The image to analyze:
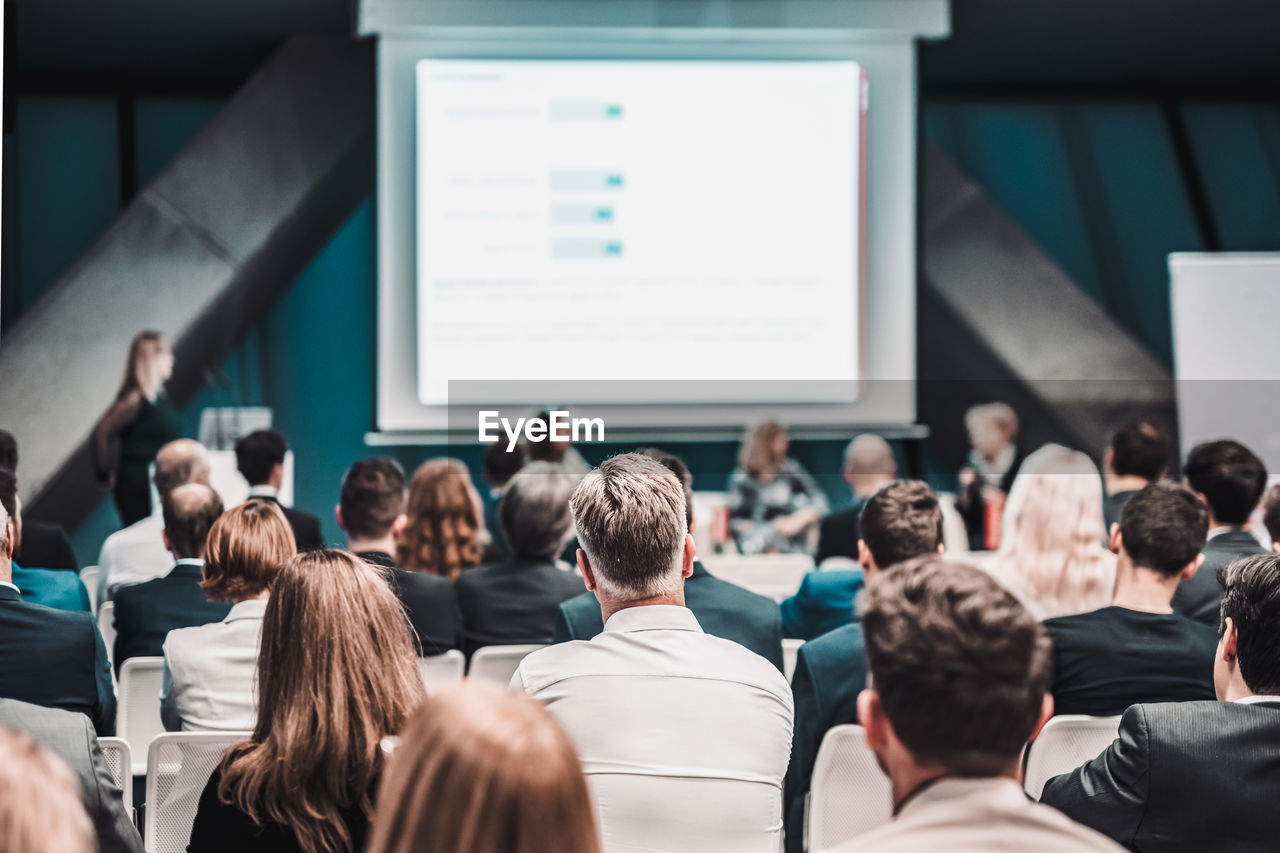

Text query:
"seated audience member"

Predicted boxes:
[[188, 550, 426, 853], [234, 429, 324, 550], [783, 480, 944, 853], [366, 682, 601, 853], [1045, 483, 1215, 716], [1171, 439, 1268, 625], [162, 500, 296, 732], [554, 449, 784, 670], [0, 724, 94, 853], [97, 438, 210, 605], [0, 469, 89, 612], [0, 431, 76, 571], [728, 420, 827, 555], [481, 442, 525, 558], [1102, 419, 1173, 531], [955, 402, 1025, 549], [338, 457, 460, 655], [0, 699, 141, 853], [1043, 553, 1280, 850], [112, 483, 230, 671], [846, 558, 1124, 852], [397, 457, 489, 579], [523, 410, 593, 480], [0, 500, 114, 735], [985, 444, 1115, 618], [456, 463, 585, 656], [815, 434, 896, 565], [514, 454, 793, 853], [1264, 484, 1280, 552]]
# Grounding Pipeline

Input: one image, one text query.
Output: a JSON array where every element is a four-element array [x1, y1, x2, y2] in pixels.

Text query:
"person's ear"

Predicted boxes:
[[1027, 693, 1055, 742], [1181, 553, 1205, 582], [1222, 616, 1239, 665], [1109, 523, 1122, 555], [1103, 447, 1115, 475], [390, 513, 409, 541], [682, 533, 696, 579], [2, 518, 15, 561], [688, 510, 696, 538], [1273, 541, 1280, 556], [857, 689, 889, 752], [936, 543, 945, 556], [578, 549, 597, 592], [162, 529, 172, 554], [334, 504, 344, 531], [857, 540, 875, 576]]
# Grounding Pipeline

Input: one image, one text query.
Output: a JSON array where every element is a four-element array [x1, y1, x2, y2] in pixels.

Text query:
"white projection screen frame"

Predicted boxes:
[[365, 1, 950, 437]]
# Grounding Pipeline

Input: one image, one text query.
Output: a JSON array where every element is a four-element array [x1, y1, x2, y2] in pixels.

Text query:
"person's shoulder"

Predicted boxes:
[[798, 569, 863, 598], [1043, 607, 1111, 633], [692, 571, 779, 613], [0, 696, 89, 734], [805, 621, 864, 655]]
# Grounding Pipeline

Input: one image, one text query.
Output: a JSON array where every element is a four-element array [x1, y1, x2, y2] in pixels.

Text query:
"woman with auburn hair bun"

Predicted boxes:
[[188, 549, 427, 853], [397, 457, 489, 581], [366, 681, 601, 853]]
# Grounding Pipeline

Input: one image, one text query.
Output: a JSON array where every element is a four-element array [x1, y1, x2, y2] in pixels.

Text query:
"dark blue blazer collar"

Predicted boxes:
[[0, 584, 20, 603]]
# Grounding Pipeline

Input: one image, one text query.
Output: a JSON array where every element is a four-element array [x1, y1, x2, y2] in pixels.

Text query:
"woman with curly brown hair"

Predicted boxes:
[[396, 458, 488, 581]]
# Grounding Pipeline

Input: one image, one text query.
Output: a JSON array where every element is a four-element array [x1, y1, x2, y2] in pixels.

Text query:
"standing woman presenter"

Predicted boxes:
[[91, 331, 181, 526]]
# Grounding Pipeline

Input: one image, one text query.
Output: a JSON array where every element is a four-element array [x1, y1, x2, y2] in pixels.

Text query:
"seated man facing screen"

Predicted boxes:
[[814, 434, 896, 566], [1045, 482, 1216, 716], [0, 469, 90, 613], [1043, 553, 1280, 851], [514, 454, 793, 853]]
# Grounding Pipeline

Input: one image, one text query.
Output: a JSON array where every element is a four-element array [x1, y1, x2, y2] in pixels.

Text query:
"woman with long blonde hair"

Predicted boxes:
[[397, 458, 487, 580], [91, 330, 181, 525], [366, 682, 601, 853], [985, 444, 1116, 619], [187, 549, 426, 853]]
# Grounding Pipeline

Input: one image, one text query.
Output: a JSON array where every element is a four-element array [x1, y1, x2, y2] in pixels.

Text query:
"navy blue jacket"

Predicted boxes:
[[779, 569, 864, 640], [111, 562, 231, 673]]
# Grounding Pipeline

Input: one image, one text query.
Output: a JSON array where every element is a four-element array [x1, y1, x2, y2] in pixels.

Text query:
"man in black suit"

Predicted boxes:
[[813, 434, 896, 566], [1045, 483, 1216, 717], [338, 457, 460, 655], [0, 491, 115, 735], [112, 483, 231, 672], [1171, 440, 1268, 625], [0, 698, 142, 852], [0, 430, 77, 571], [1043, 553, 1280, 850], [554, 448, 784, 670], [1101, 419, 1172, 531], [235, 429, 324, 551], [456, 461, 586, 657]]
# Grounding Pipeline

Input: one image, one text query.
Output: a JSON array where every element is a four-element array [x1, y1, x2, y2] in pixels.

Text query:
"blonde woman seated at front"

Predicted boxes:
[[161, 499, 296, 731]]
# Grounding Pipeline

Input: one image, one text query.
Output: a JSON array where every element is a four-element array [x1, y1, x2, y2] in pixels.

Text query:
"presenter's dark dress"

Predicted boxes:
[[95, 393, 182, 527]]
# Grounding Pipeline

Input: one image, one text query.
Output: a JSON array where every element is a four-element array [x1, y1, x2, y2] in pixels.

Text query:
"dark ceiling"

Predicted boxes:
[[8, 0, 1280, 91]]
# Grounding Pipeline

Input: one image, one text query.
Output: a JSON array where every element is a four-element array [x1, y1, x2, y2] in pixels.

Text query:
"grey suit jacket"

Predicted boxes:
[[1170, 530, 1267, 625], [0, 698, 143, 853]]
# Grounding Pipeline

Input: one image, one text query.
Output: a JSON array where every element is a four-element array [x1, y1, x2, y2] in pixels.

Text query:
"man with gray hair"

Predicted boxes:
[[513, 453, 793, 853], [98, 438, 211, 604], [816, 433, 897, 565]]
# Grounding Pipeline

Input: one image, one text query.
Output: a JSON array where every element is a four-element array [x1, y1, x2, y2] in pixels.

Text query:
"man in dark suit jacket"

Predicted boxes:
[[814, 434, 897, 566], [1043, 553, 1280, 851], [0, 698, 142, 852], [784, 480, 946, 853], [1170, 440, 1268, 625], [0, 492, 115, 736], [338, 457, 460, 655], [112, 484, 231, 672], [0, 432, 78, 570], [235, 429, 324, 551]]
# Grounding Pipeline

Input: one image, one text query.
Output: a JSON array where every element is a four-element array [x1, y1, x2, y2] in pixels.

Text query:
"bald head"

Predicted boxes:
[[162, 483, 223, 560], [845, 434, 896, 498], [154, 439, 211, 499]]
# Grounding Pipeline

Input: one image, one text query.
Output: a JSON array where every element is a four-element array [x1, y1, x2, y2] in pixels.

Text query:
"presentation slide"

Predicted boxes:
[[415, 59, 865, 406]]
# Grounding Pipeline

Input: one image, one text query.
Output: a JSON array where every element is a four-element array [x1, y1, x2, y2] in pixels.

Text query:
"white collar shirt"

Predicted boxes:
[[97, 512, 171, 606], [513, 604, 793, 853]]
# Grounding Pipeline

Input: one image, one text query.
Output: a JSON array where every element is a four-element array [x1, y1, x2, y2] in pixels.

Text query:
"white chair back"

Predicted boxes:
[[145, 732, 249, 853], [98, 736, 133, 815], [418, 650, 466, 692], [97, 601, 116, 658], [701, 554, 814, 601], [119, 656, 166, 775], [808, 724, 892, 851], [80, 566, 100, 615], [782, 638, 804, 684], [1024, 715, 1121, 799], [468, 644, 546, 685], [817, 556, 860, 572]]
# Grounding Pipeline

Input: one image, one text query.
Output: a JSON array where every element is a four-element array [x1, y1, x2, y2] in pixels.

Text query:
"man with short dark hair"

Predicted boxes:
[[234, 429, 323, 550], [1045, 482, 1216, 716], [832, 558, 1122, 852], [554, 448, 784, 670], [1171, 439, 1268, 624], [1043, 553, 1280, 849], [112, 483, 230, 672], [0, 430, 77, 571], [783, 480, 946, 853], [1102, 419, 1173, 530], [337, 457, 459, 654], [1264, 484, 1280, 554]]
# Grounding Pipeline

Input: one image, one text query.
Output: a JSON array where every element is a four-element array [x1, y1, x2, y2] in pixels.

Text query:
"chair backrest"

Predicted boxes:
[[418, 650, 466, 692], [782, 638, 804, 684], [701, 554, 814, 599], [98, 736, 133, 815], [808, 724, 892, 851], [468, 644, 546, 685], [1024, 715, 1122, 799], [145, 732, 250, 853], [97, 601, 116, 658], [119, 656, 167, 775], [817, 556, 860, 572], [80, 566, 100, 615]]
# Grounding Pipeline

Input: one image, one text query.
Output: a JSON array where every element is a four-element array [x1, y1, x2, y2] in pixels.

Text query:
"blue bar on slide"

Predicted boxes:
[[549, 101, 625, 122], [551, 204, 615, 226], [552, 239, 623, 259], [550, 170, 625, 191]]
